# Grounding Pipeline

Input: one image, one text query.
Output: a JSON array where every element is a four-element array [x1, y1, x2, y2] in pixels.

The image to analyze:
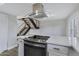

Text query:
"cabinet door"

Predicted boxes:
[[0, 13, 8, 52], [47, 44, 69, 56], [18, 38, 24, 56]]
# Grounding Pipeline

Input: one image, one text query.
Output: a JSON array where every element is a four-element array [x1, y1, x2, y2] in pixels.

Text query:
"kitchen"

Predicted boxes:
[[0, 3, 79, 56]]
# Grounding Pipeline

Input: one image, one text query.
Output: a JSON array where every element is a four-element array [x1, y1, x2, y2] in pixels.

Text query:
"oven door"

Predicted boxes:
[[24, 40, 47, 56]]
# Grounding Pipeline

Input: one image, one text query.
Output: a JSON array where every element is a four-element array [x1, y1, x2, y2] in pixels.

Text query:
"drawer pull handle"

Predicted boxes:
[[53, 48, 60, 50]]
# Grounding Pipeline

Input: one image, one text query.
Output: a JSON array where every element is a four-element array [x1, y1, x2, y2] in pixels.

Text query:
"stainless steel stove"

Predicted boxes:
[[24, 35, 49, 56]]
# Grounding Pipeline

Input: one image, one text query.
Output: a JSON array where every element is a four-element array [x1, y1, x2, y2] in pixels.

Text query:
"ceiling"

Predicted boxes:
[[0, 3, 79, 19]]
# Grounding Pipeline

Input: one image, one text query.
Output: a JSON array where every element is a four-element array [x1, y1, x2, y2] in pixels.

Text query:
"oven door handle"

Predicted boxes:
[[24, 41, 46, 48]]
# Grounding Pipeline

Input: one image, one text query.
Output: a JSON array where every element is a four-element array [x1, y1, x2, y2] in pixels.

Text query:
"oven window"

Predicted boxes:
[[24, 43, 46, 56]]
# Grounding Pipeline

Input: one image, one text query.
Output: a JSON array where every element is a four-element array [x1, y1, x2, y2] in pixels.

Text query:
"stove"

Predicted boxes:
[[24, 35, 50, 56], [24, 35, 49, 43]]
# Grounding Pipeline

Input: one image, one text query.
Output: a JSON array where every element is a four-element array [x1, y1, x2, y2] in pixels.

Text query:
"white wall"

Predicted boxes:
[[0, 12, 17, 52], [0, 13, 8, 52], [27, 17, 67, 37], [7, 14, 17, 49]]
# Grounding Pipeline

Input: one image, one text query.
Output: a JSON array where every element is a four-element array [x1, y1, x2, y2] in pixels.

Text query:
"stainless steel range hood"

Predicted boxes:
[[29, 3, 47, 18]]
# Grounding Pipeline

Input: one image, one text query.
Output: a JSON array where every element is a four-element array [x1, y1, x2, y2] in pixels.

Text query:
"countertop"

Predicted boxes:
[[17, 35, 72, 47], [47, 36, 72, 47]]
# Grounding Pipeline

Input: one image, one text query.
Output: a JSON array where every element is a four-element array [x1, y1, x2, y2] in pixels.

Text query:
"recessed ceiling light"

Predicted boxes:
[[45, 11, 55, 17]]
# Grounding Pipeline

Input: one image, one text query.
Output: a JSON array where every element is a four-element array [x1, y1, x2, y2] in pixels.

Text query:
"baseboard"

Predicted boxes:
[[0, 51, 4, 54], [0, 49, 8, 54], [0, 44, 17, 54], [7, 44, 17, 50]]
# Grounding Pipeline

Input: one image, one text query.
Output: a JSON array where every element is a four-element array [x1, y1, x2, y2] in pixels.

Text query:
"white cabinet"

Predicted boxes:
[[0, 13, 8, 53], [47, 44, 69, 56], [18, 38, 24, 56]]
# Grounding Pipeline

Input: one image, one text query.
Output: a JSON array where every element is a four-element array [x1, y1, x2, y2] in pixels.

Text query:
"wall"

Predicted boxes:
[[27, 17, 67, 37], [0, 13, 8, 52], [0, 12, 17, 52], [7, 14, 17, 49]]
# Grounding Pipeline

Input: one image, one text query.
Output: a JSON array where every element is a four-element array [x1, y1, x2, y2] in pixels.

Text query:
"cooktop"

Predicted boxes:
[[24, 35, 50, 43]]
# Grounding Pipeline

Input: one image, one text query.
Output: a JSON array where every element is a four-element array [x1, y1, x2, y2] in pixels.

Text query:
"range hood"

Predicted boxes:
[[29, 3, 47, 18]]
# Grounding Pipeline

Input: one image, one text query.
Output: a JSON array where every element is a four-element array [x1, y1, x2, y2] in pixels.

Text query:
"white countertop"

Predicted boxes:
[[47, 36, 72, 47], [17, 35, 72, 47], [17, 35, 33, 39]]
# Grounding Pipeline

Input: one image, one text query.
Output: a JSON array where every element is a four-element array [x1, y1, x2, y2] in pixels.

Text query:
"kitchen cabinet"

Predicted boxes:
[[47, 44, 69, 56], [18, 38, 24, 56]]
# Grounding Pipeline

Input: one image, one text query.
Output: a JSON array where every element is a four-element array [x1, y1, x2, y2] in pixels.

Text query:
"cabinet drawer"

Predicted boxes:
[[47, 44, 68, 56]]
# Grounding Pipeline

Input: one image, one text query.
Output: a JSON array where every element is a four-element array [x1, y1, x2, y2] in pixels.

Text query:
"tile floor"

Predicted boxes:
[[0, 47, 18, 56]]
